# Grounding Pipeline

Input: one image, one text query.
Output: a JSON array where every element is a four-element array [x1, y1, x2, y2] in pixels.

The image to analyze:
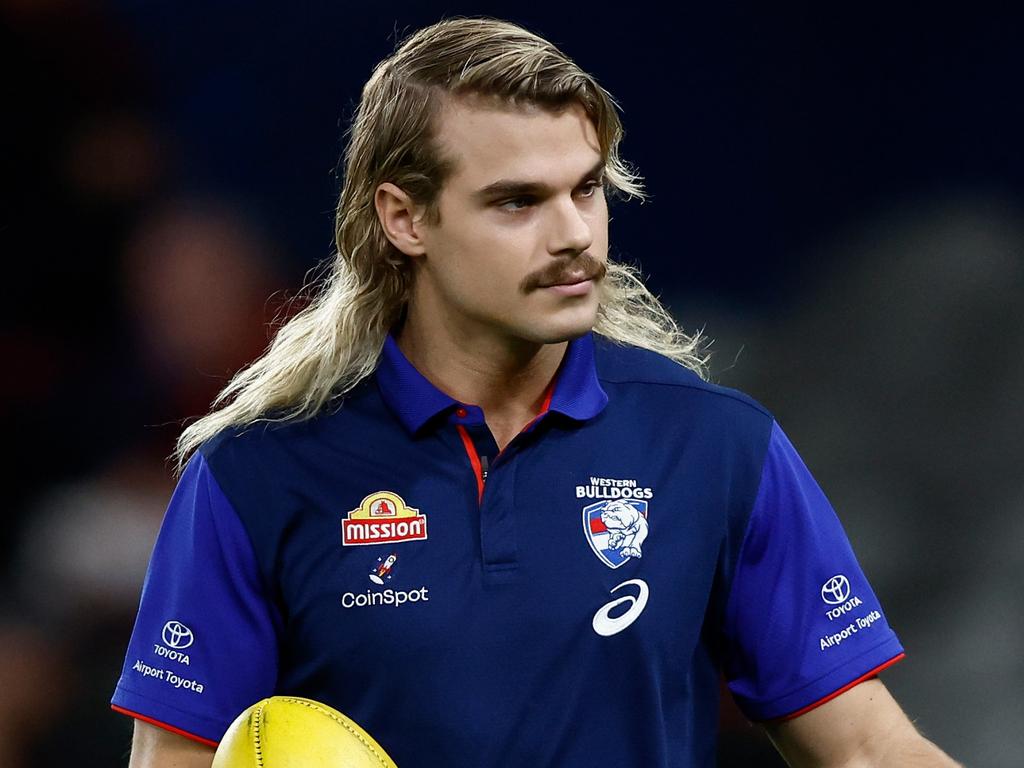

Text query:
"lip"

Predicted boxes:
[[542, 268, 596, 287], [544, 278, 594, 296]]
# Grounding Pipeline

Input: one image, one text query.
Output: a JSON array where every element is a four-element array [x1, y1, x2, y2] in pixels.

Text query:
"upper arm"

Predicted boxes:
[[129, 720, 216, 768], [110, 450, 281, 744], [720, 421, 904, 720], [721, 424, 960, 767]]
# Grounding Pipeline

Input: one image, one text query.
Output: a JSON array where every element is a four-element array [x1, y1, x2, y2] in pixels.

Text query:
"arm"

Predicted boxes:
[[111, 453, 280, 762], [763, 678, 961, 768], [128, 721, 215, 768]]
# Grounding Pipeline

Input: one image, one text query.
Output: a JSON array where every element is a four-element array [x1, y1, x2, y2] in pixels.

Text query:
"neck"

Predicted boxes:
[[394, 308, 566, 425]]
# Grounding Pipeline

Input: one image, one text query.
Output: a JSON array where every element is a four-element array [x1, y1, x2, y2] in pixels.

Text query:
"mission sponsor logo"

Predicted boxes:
[[576, 475, 653, 500], [342, 491, 428, 546]]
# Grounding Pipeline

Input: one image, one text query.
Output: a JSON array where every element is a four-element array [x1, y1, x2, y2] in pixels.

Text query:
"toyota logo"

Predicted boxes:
[[820, 575, 851, 605], [161, 620, 195, 649]]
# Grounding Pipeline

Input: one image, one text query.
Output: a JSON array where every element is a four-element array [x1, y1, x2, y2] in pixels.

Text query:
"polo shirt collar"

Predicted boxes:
[[375, 330, 609, 436]]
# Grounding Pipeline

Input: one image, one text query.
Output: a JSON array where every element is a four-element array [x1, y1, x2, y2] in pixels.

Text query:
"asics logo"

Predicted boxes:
[[592, 578, 649, 637]]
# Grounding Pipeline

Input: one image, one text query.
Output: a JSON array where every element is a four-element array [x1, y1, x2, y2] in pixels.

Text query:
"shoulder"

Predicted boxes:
[[197, 411, 308, 466], [196, 379, 379, 480], [190, 416, 307, 507], [187, 397, 365, 536], [592, 334, 772, 424]]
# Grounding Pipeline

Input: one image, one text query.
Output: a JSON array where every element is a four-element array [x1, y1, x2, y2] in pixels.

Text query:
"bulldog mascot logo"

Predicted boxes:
[[583, 498, 649, 569]]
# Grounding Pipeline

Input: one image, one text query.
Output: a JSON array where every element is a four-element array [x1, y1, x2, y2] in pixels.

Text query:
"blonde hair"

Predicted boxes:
[[172, 15, 709, 476]]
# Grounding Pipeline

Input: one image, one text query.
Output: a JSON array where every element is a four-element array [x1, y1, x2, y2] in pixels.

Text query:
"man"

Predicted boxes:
[[112, 16, 960, 767]]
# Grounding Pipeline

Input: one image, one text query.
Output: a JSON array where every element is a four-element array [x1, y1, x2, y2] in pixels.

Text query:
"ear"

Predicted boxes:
[[375, 182, 429, 258]]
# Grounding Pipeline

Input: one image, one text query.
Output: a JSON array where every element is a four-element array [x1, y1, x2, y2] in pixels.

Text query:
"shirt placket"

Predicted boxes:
[[451, 403, 550, 585]]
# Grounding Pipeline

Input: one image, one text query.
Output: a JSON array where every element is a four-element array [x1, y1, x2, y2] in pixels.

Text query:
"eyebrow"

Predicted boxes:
[[473, 158, 606, 201]]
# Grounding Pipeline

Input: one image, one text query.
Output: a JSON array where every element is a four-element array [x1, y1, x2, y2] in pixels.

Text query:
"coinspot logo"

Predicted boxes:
[[820, 575, 851, 605], [161, 620, 195, 649]]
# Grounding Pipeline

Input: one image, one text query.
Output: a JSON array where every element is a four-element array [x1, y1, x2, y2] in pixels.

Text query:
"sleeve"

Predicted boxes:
[[721, 420, 905, 721], [110, 450, 282, 745]]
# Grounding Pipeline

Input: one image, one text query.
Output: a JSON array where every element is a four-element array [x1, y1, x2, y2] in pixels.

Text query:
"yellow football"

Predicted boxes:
[[212, 696, 398, 767]]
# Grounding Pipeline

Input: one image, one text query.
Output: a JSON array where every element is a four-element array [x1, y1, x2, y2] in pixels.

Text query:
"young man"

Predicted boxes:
[[113, 16, 960, 767]]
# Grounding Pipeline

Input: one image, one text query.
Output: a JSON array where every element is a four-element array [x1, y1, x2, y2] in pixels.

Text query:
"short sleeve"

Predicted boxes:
[[721, 421, 905, 721], [110, 450, 281, 745]]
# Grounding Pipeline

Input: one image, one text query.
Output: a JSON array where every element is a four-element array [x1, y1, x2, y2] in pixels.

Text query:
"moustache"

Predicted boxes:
[[520, 253, 607, 293]]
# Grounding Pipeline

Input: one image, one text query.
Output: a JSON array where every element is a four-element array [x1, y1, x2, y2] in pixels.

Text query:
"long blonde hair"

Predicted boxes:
[[172, 15, 709, 476]]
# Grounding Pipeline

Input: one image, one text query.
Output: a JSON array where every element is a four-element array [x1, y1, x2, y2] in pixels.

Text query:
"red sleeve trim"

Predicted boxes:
[[110, 704, 219, 748], [775, 652, 906, 721]]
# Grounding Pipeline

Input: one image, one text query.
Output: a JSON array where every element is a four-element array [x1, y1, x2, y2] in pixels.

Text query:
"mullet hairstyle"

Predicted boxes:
[[172, 15, 709, 476]]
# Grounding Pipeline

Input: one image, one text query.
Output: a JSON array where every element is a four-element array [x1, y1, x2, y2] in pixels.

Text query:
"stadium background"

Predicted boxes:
[[3, 3, 1022, 766]]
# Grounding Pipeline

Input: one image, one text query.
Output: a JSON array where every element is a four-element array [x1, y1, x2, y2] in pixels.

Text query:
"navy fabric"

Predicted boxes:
[[376, 330, 609, 435], [112, 330, 903, 765]]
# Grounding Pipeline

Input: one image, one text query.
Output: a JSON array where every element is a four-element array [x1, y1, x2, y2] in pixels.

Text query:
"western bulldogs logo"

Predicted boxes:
[[583, 498, 649, 568]]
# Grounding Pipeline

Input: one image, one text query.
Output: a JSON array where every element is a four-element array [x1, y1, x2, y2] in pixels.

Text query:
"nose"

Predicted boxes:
[[547, 195, 594, 256]]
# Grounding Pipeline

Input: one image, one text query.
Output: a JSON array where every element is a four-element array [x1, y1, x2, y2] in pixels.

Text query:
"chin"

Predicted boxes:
[[519, 312, 598, 345]]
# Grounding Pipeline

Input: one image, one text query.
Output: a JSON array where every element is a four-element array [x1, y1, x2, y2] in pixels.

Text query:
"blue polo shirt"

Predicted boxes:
[[111, 330, 904, 766]]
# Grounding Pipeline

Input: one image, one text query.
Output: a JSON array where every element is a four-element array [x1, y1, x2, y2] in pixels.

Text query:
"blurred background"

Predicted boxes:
[[2, 2, 1021, 766]]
